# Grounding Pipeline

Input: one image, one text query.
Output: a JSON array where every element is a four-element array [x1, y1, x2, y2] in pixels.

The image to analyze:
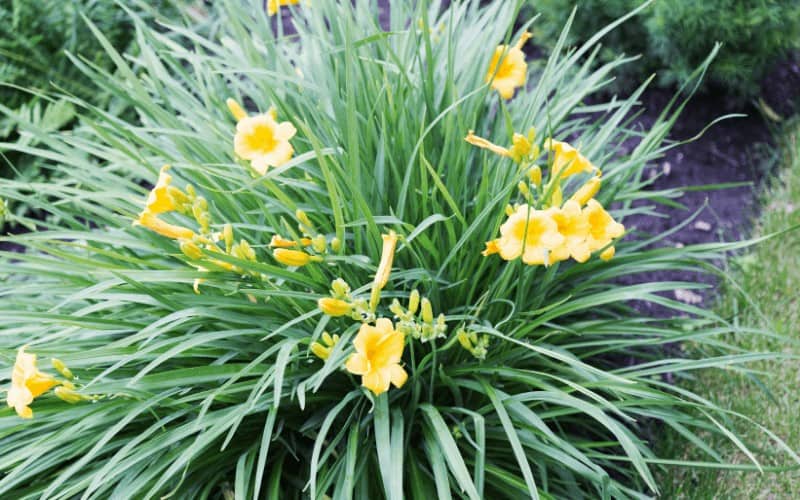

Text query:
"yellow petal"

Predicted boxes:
[[345, 353, 370, 374], [389, 364, 408, 389], [362, 369, 390, 396], [600, 246, 616, 261]]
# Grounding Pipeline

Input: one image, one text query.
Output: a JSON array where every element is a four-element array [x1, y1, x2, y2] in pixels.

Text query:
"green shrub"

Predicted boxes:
[[0, 1, 795, 498], [0, 0, 179, 186], [535, 0, 800, 97]]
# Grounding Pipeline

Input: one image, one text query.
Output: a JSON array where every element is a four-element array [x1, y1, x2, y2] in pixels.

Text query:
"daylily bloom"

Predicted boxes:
[[585, 199, 625, 253], [486, 32, 532, 99], [345, 318, 408, 396], [143, 165, 177, 215], [490, 205, 565, 265], [268, 0, 301, 16], [544, 139, 597, 179], [233, 108, 297, 175], [549, 200, 591, 263], [7, 346, 58, 419]]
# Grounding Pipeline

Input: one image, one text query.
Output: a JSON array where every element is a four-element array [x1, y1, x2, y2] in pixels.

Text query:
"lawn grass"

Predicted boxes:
[[658, 120, 800, 498]]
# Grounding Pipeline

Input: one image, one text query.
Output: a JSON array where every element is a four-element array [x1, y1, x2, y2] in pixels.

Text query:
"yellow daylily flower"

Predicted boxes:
[[344, 318, 408, 396], [7, 346, 58, 419], [268, 0, 301, 16], [273, 248, 319, 266], [318, 297, 353, 317], [549, 200, 591, 264], [495, 205, 565, 265], [143, 165, 177, 215], [585, 199, 625, 253], [234, 109, 297, 175], [544, 139, 597, 179], [486, 32, 532, 99]]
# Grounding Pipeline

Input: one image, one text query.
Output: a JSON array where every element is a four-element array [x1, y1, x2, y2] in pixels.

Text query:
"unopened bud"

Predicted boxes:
[[223, 224, 234, 251], [54, 386, 88, 404], [330, 278, 351, 298], [311, 234, 327, 253], [527, 165, 542, 186], [330, 237, 342, 252], [407, 289, 420, 315], [420, 298, 434, 324], [295, 209, 313, 229], [318, 297, 352, 317], [180, 240, 204, 260], [51, 358, 73, 380]]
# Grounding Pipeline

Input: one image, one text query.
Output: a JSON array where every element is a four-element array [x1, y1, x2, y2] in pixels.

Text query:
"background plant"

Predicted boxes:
[[0, 0, 181, 219], [534, 0, 800, 98], [0, 1, 796, 498]]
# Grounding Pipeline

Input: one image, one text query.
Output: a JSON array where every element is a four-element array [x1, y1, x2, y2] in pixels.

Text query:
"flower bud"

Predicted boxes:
[[270, 235, 297, 248], [527, 165, 542, 186], [51, 358, 73, 380], [180, 240, 204, 260], [295, 209, 313, 229], [318, 297, 352, 317], [226, 98, 248, 121], [407, 289, 420, 315], [310, 342, 331, 360], [330, 278, 351, 298], [420, 298, 434, 324], [330, 237, 342, 252], [273, 249, 318, 266], [517, 181, 530, 196], [570, 177, 602, 206], [457, 329, 472, 350], [311, 234, 327, 253], [223, 223, 234, 251], [54, 386, 89, 404]]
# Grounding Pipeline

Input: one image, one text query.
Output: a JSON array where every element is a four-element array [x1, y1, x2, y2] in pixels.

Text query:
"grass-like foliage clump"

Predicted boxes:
[[0, 1, 796, 498]]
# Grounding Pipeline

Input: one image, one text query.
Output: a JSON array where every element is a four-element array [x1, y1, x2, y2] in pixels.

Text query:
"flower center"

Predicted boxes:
[[245, 123, 278, 153]]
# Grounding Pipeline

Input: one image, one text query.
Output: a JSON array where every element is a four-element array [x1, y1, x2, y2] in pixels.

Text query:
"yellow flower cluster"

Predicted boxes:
[[469, 131, 625, 265], [6, 347, 88, 419], [135, 166, 267, 292]]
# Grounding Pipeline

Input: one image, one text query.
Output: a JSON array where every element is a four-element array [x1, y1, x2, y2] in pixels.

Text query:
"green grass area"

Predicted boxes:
[[659, 122, 800, 497]]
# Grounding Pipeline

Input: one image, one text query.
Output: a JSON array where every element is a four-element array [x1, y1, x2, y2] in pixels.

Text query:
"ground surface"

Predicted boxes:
[[657, 122, 800, 499]]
